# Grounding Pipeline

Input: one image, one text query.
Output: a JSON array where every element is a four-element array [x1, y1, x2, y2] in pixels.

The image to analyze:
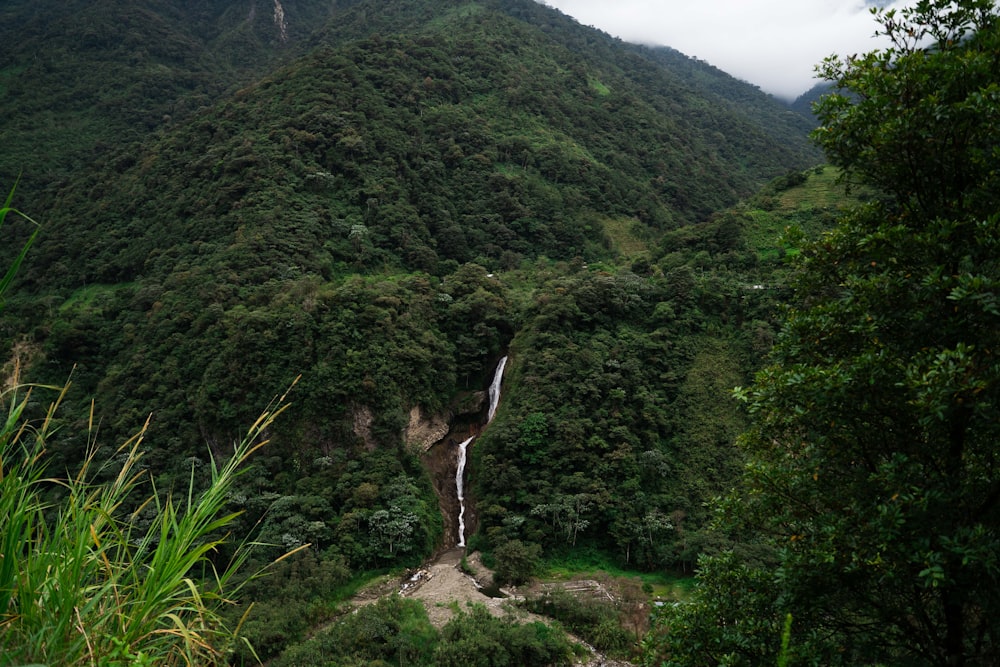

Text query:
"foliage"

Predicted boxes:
[[472, 258, 769, 570], [271, 594, 438, 667], [0, 167, 843, 666], [649, 2, 1000, 664], [270, 597, 574, 667], [0, 0, 338, 194], [0, 378, 296, 666], [491, 538, 542, 586], [813, 0, 1000, 223], [523, 588, 636, 656], [224, 549, 351, 664], [434, 604, 575, 667], [640, 552, 782, 667]]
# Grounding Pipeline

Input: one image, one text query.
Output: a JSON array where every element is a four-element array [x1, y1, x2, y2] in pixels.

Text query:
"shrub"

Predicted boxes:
[[271, 594, 436, 667], [434, 604, 573, 667], [491, 539, 541, 586], [522, 588, 632, 654]]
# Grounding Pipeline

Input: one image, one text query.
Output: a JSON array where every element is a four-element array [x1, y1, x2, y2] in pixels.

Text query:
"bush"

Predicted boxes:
[[522, 588, 633, 654], [491, 539, 541, 586], [434, 604, 574, 667], [271, 594, 436, 667]]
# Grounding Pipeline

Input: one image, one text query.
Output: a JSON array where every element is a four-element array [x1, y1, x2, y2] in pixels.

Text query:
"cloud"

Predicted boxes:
[[538, 0, 908, 100]]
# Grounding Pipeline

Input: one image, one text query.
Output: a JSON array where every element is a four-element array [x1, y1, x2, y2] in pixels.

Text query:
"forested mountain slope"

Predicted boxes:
[[0, 0, 818, 199], [0, 0, 826, 661], [2, 0, 821, 451], [0, 0, 346, 192]]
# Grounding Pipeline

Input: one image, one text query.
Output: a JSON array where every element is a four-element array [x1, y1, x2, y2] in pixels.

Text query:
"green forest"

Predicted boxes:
[[1, 0, 998, 665]]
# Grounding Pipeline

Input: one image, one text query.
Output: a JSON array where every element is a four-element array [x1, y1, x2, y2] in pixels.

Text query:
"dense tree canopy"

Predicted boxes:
[[648, 2, 1000, 665]]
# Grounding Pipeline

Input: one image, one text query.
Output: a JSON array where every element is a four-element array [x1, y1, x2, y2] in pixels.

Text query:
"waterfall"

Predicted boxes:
[[487, 355, 508, 423], [456, 356, 508, 548], [455, 436, 474, 547]]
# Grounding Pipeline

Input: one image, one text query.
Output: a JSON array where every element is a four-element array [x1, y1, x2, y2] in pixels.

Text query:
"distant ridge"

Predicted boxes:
[[0, 0, 819, 198]]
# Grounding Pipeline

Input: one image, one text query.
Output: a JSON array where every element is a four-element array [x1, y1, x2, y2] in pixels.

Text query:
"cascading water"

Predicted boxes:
[[487, 356, 507, 423], [455, 356, 508, 548], [455, 436, 474, 547]]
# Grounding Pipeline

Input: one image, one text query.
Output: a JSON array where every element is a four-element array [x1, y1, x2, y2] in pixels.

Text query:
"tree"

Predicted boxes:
[[491, 539, 541, 587], [813, 0, 1000, 224], [649, 3, 1000, 665]]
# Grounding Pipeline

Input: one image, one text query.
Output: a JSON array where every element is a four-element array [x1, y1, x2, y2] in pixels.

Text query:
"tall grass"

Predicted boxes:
[[0, 177, 40, 308], [0, 373, 300, 666]]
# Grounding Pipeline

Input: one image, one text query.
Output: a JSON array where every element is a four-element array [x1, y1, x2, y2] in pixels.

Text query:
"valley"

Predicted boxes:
[[0, 1, 825, 661], [4, 0, 996, 665]]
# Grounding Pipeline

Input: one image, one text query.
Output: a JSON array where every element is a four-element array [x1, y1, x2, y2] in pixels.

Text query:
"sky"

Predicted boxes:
[[537, 1, 906, 100]]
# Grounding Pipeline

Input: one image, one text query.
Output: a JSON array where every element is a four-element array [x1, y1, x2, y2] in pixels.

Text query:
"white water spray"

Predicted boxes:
[[455, 436, 474, 547], [455, 356, 508, 547], [487, 356, 507, 423]]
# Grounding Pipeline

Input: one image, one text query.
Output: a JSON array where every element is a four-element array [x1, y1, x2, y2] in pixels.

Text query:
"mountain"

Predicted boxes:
[[790, 80, 836, 116], [0, 0, 827, 660], [641, 45, 818, 137], [0, 0, 349, 196], [0, 0, 819, 197]]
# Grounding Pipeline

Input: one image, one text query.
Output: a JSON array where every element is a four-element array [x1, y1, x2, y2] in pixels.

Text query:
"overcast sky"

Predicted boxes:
[[537, 0, 907, 100]]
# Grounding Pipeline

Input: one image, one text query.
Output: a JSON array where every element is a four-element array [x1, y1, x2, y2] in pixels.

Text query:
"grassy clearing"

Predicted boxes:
[[427, 1, 485, 29], [540, 551, 694, 602], [57, 283, 134, 313], [741, 165, 871, 263], [772, 165, 851, 211], [588, 77, 612, 96], [600, 215, 649, 257]]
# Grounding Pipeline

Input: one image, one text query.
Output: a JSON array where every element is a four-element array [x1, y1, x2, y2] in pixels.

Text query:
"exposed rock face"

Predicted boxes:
[[354, 390, 488, 456], [272, 0, 288, 42], [404, 405, 451, 453], [351, 404, 377, 451], [452, 390, 487, 418], [351, 391, 492, 547]]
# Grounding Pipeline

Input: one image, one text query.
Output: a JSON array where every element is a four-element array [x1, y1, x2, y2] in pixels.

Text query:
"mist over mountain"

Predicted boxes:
[[790, 80, 837, 116]]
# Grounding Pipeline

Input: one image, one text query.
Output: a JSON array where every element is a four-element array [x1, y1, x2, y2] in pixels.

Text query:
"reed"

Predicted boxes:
[[0, 376, 299, 666], [0, 178, 40, 308]]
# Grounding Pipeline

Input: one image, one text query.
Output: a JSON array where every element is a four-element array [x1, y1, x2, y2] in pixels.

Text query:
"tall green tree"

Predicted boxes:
[[648, 2, 1000, 665]]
